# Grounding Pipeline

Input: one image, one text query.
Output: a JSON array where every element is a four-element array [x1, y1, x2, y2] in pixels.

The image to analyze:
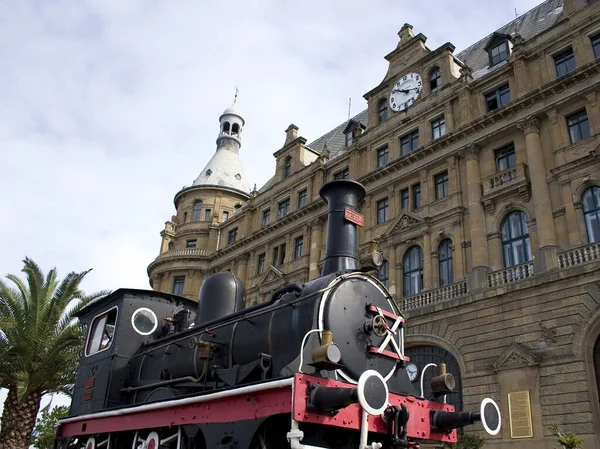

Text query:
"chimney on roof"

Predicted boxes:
[[398, 23, 414, 43], [285, 124, 299, 145]]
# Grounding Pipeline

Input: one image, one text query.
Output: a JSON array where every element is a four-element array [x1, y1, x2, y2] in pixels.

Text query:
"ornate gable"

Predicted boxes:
[[258, 265, 285, 286], [493, 343, 538, 372], [382, 211, 424, 237]]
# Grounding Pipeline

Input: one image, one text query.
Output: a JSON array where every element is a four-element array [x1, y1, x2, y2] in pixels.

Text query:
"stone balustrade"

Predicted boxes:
[[558, 242, 600, 268], [482, 163, 529, 196], [158, 248, 209, 258], [399, 281, 468, 311], [487, 262, 534, 288]]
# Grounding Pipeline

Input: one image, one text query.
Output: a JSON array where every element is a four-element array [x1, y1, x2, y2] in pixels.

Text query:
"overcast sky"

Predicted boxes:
[[0, 0, 545, 420]]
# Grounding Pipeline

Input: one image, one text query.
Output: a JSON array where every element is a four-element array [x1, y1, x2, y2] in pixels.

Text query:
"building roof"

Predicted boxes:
[[257, 0, 564, 193], [192, 146, 250, 195]]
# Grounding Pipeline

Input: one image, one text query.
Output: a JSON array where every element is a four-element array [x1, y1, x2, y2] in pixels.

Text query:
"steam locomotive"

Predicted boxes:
[[55, 180, 501, 449]]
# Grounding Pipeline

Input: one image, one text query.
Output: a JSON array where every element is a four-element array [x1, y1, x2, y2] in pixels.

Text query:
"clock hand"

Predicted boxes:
[[392, 89, 410, 94]]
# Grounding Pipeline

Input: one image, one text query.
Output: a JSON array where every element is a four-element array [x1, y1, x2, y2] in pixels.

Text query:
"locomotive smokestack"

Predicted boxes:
[[319, 180, 366, 276]]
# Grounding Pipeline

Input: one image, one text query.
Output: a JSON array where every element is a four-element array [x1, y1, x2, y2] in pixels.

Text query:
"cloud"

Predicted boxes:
[[0, 0, 544, 417]]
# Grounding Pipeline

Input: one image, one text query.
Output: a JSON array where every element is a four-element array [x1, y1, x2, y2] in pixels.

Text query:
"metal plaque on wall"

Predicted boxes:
[[508, 390, 534, 438]]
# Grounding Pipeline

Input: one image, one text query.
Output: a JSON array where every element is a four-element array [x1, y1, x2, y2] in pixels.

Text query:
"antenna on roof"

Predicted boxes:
[[348, 97, 352, 120], [234, 86, 239, 104], [515, 8, 519, 18]]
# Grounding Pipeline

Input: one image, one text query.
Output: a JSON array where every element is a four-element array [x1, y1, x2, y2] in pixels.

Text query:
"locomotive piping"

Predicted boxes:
[[319, 180, 366, 277]]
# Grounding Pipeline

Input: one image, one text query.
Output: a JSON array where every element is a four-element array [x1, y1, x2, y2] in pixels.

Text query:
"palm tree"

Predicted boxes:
[[0, 257, 108, 449]]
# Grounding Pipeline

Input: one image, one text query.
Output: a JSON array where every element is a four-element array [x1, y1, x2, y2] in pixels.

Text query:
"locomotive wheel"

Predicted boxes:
[[132, 426, 181, 449], [65, 433, 111, 449], [250, 415, 290, 449]]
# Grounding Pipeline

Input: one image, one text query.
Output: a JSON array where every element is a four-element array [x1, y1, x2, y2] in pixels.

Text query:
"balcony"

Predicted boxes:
[[148, 248, 210, 272], [558, 241, 600, 268], [482, 163, 530, 215], [399, 281, 468, 311], [487, 261, 534, 288]]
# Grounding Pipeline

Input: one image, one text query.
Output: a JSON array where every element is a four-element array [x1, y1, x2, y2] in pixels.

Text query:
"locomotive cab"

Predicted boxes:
[[69, 289, 197, 417]]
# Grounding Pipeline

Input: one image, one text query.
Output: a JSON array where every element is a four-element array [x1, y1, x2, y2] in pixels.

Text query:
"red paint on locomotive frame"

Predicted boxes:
[[366, 304, 404, 323], [293, 374, 457, 443], [367, 346, 410, 361], [58, 387, 292, 437], [344, 208, 364, 227]]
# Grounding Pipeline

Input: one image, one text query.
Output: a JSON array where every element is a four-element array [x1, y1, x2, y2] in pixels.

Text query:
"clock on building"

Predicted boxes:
[[389, 73, 422, 112], [406, 362, 419, 383]]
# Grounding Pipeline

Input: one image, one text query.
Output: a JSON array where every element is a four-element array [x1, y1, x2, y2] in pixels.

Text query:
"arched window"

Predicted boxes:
[[430, 68, 441, 93], [192, 200, 202, 222], [403, 246, 423, 297], [232, 123, 240, 135], [284, 157, 292, 178], [501, 211, 531, 267], [582, 186, 600, 243], [378, 99, 388, 123], [378, 260, 389, 288], [438, 239, 453, 286]]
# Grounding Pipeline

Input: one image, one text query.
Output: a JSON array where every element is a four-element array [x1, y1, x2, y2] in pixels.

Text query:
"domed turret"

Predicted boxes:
[[192, 101, 249, 194]]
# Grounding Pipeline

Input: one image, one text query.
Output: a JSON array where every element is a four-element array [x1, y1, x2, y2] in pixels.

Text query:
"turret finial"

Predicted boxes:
[[234, 86, 239, 104]]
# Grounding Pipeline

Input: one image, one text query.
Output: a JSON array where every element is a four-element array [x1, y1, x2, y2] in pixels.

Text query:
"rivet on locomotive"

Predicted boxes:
[[55, 180, 501, 449]]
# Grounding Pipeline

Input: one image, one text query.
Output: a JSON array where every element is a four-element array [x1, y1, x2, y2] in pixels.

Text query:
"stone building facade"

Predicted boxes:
[[147, 0, 600, 446]]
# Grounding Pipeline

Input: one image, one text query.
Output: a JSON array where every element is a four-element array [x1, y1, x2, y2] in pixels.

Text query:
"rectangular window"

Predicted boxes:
[[222, 211, 229, 221], [593, 34, 600, 59], [377, 198, 389, 224], [204, 209, 211, 221], [567, 110, 591, 144], [490, 41, 508, 66], [172, 276, 185, 295], [435, 171, 449, 200], [401, 189, 409, 210], [298, 189, 307, 208], [227, 228, 238, 245], [262, 209, 271, 226], [554, 48, 576, 77], [496, 144, 516, 171], [345, 132, 353, 148], [278, 198, 290, 219], [412, 183, 421, 210], [485, 84, 511, 111], [431, 117, 446, 140], [85, 307, 117, 356], [186, 239, 197, 248], [334, 168, 349, 180], [272, 246, 279, 266], [279, 244, 286, 265], [400, 130, 419, 155], [377, 146, 389, 168], [257, 253, 265, 274], [294, 236, 304, 259]]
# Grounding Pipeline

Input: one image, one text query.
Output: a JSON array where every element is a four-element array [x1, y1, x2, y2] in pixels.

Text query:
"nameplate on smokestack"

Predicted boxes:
[[345, 208, 364, 227]]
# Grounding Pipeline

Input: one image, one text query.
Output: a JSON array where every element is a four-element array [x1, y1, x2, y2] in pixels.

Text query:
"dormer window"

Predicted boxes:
[[342, 119, 366, 148], [489, 41, 508, 66], [284, 157, 292, 177], [429, 68, 441, 93], [377, 99, 388, 123]]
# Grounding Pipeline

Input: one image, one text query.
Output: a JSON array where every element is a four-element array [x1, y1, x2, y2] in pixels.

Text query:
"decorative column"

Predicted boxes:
[[517, 115, 558, 271], [423, 231, 433, 290], [395, 245, 404, 298], [236, 254, 250, 284], [387, 245, 397, 297], [452, 221, 465, 280], [458, 144, 490, 289], [308, 218, 323, 280]]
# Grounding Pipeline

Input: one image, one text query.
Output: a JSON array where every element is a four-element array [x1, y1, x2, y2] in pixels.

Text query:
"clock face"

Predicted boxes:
[[389, 73, 422, 112], [406, 363, 419, 383]]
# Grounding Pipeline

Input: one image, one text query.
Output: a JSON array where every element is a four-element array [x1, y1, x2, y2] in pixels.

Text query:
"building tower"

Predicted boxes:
[[148, 102, 251, 299]]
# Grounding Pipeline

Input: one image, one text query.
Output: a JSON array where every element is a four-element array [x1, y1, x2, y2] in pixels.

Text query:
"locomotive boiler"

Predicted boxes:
[[56, 180, 501, 449]]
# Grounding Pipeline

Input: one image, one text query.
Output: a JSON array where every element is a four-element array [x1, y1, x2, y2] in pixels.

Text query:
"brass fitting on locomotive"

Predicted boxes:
[[310, 331, 342, 370], [430, 363, 456, 397]]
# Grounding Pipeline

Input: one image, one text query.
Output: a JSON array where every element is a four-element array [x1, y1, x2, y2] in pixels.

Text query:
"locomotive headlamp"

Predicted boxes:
[[310, 330, 342, 370], [430, 363, 455, 396]]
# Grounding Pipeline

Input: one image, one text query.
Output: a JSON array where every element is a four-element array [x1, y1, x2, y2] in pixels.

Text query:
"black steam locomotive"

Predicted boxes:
[[55, 180, 500, 449]]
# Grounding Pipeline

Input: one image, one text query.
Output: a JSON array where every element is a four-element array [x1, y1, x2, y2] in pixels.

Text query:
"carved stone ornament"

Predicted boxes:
[[493, 343, 538, 372], [516, 115, 540, 135], [259, 266, 284, 286], [395, 215, 418, 231], [459, 65, 473, 83], [458, 144, 479, 161]]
